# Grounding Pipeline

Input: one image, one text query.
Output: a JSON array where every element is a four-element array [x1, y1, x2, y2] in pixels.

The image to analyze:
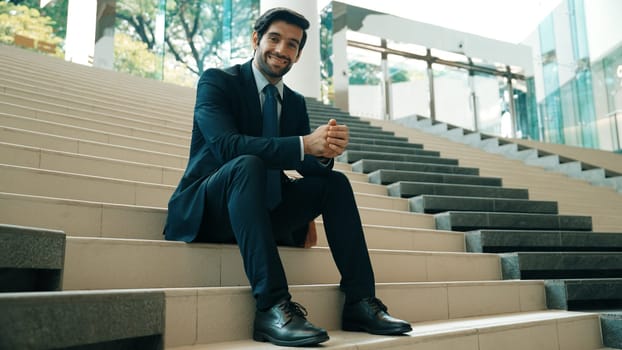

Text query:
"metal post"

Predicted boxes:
[[507, 66, 518, 138], [381, 39, 390, 120], [427, 49, 436, 122], [613, 111, 621, 151], [470, 72, 478, 131]]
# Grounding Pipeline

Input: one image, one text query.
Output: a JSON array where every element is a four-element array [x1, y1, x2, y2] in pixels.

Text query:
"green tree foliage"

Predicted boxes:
[[5, 0, 68, 39], [0, 2, 63, 55], [348, 61, 381, 85], [116, 0, 258, 77], [113, 31, 198, 86], [114, 31, 159, 79], [389, 67, 410, 83]]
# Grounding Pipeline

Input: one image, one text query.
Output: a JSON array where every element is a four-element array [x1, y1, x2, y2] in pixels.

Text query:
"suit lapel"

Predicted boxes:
[[240, 60, 263, 135]]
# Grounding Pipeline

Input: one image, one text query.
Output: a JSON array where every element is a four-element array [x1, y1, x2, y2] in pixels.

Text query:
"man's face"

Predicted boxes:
[[253, 20, 303, 83]]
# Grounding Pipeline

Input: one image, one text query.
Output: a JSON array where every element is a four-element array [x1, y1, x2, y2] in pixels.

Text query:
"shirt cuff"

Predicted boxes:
[[299, 136, 304, 161]]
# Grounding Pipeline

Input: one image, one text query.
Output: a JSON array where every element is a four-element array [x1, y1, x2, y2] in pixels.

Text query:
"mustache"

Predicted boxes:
[[268, 52, 290, 63]]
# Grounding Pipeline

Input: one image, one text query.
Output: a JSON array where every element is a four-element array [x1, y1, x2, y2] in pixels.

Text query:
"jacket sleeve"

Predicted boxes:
[[294, 97, 335, 176], [193, 68, 301, 170]]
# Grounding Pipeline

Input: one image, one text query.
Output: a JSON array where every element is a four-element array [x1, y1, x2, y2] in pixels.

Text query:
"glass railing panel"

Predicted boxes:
[[387, 54, 429, 119], [432, 63, 473, 129], [347, 45, 384, 119]]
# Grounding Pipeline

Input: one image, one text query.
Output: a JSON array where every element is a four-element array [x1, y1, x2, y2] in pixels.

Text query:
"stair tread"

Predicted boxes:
[[168, 310, 599, 349], [62, 236, 500, 290], [412, 195, 558, 214], [468, 229, 622, 253]]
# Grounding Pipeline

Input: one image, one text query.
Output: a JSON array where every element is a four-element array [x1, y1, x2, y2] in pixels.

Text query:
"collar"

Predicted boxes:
[[251, 59, 284, 100]]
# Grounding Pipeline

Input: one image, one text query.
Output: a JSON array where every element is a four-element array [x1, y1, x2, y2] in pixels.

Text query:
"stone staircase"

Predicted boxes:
[[0, 43, 619, 349], [393, 115, 622, 193]]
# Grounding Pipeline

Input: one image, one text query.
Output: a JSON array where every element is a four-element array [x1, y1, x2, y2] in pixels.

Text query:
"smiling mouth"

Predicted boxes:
[[268, 53, 289, 66]]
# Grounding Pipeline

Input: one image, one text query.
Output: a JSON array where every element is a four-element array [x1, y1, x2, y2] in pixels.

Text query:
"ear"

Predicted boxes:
[[252, 31, 259, 51]]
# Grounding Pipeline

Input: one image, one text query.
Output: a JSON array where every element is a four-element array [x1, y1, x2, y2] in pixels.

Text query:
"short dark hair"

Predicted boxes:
[[253, 7, 310, 51]]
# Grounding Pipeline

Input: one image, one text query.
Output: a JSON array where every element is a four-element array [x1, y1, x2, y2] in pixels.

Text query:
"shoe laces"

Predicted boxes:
[[367, 297, 388, 314], [280, 301, 309, 320]]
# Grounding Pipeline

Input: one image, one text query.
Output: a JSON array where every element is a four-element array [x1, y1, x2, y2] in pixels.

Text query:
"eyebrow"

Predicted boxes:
[[266, 31, 301, 46]]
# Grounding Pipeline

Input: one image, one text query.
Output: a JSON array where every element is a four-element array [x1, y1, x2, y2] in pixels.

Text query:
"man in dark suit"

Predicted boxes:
[[165, 7, 412, 347]]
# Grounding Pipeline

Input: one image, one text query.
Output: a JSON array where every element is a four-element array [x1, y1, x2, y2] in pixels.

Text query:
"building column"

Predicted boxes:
[[65, 0, 97, 65], [260, 0, 321, 99], [93, 0, 116, 70], [331, 2, 349, 112], [65, 0, 115, 69]]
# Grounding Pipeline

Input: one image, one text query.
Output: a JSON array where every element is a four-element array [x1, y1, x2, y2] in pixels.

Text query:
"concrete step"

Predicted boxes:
[[308, 111, 371, 122], [450, 132, 622, 192], [0, 192, 436, 241], [345, 143, 440, 157], [352, 158, 479, 176], [1, 100, 189, 143], [160, 281, 552, 347], [388, 182, 529, 199], [0, 141, 184, 186], [382, 115, 622, 194], [0, 92, 190, 136], [341, 130, 410, 141], [0, 289, 165, 350], [308, 113, 355, 121], [348, 137, 424, 149], [0, 66, 193, 107], [0, 111, 190, 155], [1, 125, 189, 168], [338, 150, 459, 165], [545, 278, 622, 310], [0, 47, 195, 100], [0, 75, 192, 115], [370, 169, 502, 186], [1, 142, 402, 210], [0, 76, 189, 121], [501, 252, 622, 279], [315, 223, 465, 252], [0, 224, 65, 292], [0, 163, 173, 207], [411, 195, 559, 214], [600, 312, 622, 349], [310, 121, 398, 137], [62, 237, 501, 290], [466, 230, 622, 253], [166, 308, 604, 349], [0, 54, 194, 93], [0, 89, 191, 132], [436, 212, 593, 232], [0, 162, 412, 213]]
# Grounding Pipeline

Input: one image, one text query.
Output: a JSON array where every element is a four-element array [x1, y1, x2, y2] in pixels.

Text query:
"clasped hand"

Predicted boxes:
[[303, 119, 349, 159]]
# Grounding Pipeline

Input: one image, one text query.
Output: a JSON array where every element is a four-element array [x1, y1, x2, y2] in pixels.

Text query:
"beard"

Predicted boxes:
[[255, 51, 294, 80]]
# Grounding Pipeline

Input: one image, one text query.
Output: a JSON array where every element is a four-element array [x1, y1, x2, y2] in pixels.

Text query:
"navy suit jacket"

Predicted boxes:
[[165, 59, 333, 242]]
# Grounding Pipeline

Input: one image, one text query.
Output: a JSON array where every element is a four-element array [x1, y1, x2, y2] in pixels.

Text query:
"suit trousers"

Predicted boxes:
[[196, 155, 376, 310]]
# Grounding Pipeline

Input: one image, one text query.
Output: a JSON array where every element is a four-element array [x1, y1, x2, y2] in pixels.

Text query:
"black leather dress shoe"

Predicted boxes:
[[342, 297, 412, 335], [253, 300, 329, 347]]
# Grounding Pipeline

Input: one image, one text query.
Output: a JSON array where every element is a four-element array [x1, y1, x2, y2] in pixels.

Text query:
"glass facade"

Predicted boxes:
[[325, 26, 532, 139], [533, 0, 620, 151], [1, 0, 258, 87], [592, 44, 622, 151]]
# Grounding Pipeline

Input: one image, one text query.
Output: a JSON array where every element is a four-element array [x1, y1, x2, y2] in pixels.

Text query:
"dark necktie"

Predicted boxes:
[[262, 84, 281, 209]]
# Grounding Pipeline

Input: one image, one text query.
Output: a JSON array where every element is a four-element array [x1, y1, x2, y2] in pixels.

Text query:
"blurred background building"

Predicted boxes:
[[1, 0, 620, 152]]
